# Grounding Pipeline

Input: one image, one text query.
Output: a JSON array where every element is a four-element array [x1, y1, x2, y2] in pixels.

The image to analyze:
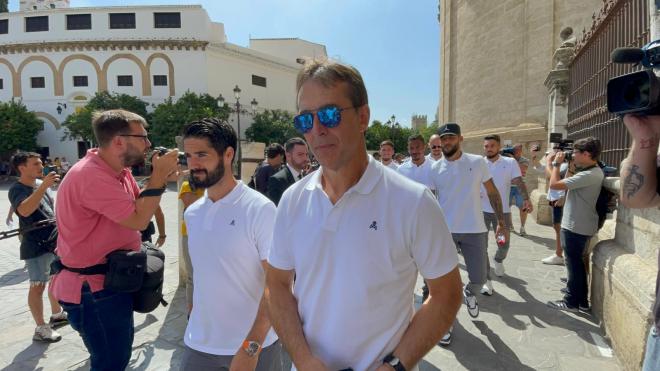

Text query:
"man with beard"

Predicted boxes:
[[480, 135, 532, 295], [426, 134, 443, 162], [181, 118, 282, 371], [51, 110, 178, 370], [379, 140, 398, 170], [397, 134, 435, 192], [267, 59, 461, 371], [268, 137, 309, 206], [430, 123, 507, 346]]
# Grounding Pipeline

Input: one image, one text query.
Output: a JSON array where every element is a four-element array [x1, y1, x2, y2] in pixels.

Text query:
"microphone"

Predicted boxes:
[[611, 47, 645, 64]]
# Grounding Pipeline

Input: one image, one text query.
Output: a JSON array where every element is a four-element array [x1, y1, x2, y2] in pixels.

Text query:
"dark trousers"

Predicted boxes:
[[560, 228, 591, 307], [60, 285, 134, 371]]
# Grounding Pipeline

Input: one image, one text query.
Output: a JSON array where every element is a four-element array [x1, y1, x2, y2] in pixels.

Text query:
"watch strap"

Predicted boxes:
[[383, 353, 406, 371], [138, 187, 166, 198]]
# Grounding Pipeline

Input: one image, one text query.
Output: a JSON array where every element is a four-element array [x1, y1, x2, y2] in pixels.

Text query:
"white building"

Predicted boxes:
[[0, 2, 326, 162]]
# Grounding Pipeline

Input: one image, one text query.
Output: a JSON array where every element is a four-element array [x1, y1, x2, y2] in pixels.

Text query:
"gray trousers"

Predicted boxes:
[[181, 235, 194, 308], [483, 212, 513, 280], [452, 232, 488, 294], [180, 340, 284, 371]]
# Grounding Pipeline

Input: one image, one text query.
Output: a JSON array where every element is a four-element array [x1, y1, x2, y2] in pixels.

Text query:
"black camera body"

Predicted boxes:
[[607, 39, 660, 115], [500, 146, 516, 157], [549, 133, 574, 162], [153, 146, 187, 166]]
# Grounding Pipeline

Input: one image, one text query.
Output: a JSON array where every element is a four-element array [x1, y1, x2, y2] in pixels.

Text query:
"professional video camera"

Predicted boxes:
[[549, 133, 574, 161], [607, 39, 660, 115], [154, 146, 187, 166]]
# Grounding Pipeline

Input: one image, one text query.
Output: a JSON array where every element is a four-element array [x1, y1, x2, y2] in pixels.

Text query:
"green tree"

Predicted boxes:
[[244, 109, 297, 145], [0, 100, 44, 157], [365, 119, 415, 154], [149, 92, 230, 147], [61, 91, 150, 145], [420, 123, 439, 142], [0, 0, 8, 13]]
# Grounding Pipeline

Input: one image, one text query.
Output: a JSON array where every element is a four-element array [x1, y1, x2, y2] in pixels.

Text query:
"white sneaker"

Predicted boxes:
[[439, 326, 453, 346], [494, 262, 505, 277], [463, 286, 479, 318], [480, 280, 493, 296], [542, 255, 564, 265], [33, 324, 62, 343], [519, 226, 527, 236]]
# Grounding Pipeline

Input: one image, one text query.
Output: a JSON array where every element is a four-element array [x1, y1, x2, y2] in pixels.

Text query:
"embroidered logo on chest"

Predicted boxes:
[[229, 219, 235, 226], [369, 221, 378, 230]]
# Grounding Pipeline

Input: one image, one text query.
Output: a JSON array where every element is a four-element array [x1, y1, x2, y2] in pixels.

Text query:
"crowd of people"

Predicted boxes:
[[3, 58, 659, 371]]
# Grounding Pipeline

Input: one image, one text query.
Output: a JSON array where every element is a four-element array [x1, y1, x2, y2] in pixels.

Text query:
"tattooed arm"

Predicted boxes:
[[511, 176, 534, 212], [620, 115, 660, 208], [483, 179, 507, 237]]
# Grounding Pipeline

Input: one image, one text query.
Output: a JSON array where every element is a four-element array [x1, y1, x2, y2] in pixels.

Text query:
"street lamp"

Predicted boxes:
[[216, 85, 259, 179], [386, 114, 399, 140]]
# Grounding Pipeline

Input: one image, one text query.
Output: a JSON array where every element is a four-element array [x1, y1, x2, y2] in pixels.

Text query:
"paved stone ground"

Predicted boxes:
[[0, 181, 623, 370]]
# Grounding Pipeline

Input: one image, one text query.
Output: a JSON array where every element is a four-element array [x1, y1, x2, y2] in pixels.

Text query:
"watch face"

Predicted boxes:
[[245, 341, 260, 356]]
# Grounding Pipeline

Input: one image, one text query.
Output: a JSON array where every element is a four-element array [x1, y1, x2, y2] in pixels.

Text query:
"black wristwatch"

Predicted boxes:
[[383, 353, 406, 371]]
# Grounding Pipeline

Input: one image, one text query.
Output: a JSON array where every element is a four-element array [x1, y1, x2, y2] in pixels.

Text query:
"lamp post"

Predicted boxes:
[[386, 114, 399, 141], [216, 85, 258, 179]]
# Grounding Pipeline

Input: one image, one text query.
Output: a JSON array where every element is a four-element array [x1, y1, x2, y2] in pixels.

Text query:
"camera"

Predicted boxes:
[[500, 147, 516, 157], [607, 39, 660, 115], [549, 133, 574, 161], [153, 146, 187, 166]]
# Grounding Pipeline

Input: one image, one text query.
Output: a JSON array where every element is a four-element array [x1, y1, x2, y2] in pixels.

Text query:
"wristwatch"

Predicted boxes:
[[383, 353, 406, 371], [551, 161, 561, 167], [242, 340, 261, 357]]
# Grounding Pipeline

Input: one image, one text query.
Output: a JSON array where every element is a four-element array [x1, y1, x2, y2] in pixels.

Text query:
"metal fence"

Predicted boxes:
[[567, 0, 649, 168]]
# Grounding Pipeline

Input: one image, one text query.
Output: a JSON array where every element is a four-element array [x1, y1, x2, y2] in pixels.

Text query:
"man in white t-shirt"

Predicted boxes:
[[480, 134, 532, 295], [181, 118, 282, 371], [426, 134, 442, 162], [379, 140, 399, 170], [430, 123, 508, 345], [398, 134, 435, 192], [267, 59, 462, 371]]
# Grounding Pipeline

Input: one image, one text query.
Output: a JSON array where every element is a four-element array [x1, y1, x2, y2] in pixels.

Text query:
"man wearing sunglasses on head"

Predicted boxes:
[[266, 59, 462, 371], [426, 134, 443, 162]]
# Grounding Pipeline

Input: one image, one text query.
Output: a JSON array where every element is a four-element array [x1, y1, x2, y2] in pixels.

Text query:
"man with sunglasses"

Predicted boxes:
[[50, 110, 178, 370], [267, 59, 462, 371], [426, 134, 443, 162]]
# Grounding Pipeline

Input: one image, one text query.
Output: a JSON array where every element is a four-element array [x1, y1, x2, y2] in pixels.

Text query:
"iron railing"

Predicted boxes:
[[567, 0, 649, 169]]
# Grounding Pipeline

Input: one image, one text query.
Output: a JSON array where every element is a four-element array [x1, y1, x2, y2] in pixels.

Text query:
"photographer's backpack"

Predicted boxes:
[[133, 243, 168, 313], [595, 161, 618, 230]]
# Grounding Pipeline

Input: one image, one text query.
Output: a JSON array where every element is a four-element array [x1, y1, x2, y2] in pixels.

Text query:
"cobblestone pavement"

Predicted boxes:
[[0, 181, 622, 370]]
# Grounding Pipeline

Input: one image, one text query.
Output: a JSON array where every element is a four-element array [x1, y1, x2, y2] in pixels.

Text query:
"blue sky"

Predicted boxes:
[[11, 0, 440, 127]]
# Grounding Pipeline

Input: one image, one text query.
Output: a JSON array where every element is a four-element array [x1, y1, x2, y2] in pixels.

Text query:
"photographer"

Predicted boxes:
[[619, 114, 660, 371], [546, 137, 604, 313], [49, 110, 178, 370]]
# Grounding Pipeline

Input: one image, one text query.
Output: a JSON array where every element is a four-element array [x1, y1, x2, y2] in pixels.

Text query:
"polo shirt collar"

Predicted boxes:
[[304, 155, 382, 196], [87, 149, 131, 180], [203, 180, 246, 205]]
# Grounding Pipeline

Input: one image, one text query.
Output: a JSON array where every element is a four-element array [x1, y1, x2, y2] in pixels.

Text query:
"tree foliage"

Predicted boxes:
[[0, 0, 8, 13], [0, 100, 44, 157], [244, 109, 298, 145], [149, 92, 230, 147], [61, 91, 150, 144], [365, 120, 416, 154]]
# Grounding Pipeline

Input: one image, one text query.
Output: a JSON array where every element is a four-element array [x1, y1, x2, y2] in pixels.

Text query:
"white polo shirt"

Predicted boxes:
[[184, 181, 278, 355], [381, 160, 399, 170], [397, 158, 435, 190], [426, 153, 442, 163], [431, 152, 492, 233], [480, 155, 521, 213], [268, 156, 458, 371]]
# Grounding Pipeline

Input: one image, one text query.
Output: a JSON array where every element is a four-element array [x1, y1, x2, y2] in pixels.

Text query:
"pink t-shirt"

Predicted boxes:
[[50, 149, 141, 304]]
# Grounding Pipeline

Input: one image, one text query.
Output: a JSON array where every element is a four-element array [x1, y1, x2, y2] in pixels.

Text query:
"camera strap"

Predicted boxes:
[[138, 187, 166, 198]]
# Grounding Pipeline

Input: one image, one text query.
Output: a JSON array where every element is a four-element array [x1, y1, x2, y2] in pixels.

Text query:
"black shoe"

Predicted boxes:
[[547, 300, 579, 313], [579, 304, 591, 312], [439, 328, 452, 346], [49, 312, 69, 329]]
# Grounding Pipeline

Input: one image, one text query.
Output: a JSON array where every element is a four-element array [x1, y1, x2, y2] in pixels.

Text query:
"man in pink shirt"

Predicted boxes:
[[50, 109, 178, 370]]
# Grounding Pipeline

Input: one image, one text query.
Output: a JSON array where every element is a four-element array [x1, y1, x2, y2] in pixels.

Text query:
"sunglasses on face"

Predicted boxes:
[[431, 145, 442, 149], [293, 105, 354, 134]]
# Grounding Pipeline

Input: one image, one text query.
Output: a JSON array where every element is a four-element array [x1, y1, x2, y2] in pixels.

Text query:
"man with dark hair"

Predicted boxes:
[[267, 137, 309, 205], [480, 134, 532, 294], [267, 58, 461, 370], [50, 109, 178, 370], [181, 118, 282, 371], [510, 143, 531, 236], [9, 151, 67, 342], [379, 140, 398, 169], [430, 122, 507, 345], [397, 134, 435, 191], [619, 114, 660, 371], [251, 143, 285, 195], [546, 136, 604, 312]]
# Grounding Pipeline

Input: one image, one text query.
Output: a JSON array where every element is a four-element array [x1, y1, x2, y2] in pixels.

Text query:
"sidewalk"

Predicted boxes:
[[0, 186, 622, 370]]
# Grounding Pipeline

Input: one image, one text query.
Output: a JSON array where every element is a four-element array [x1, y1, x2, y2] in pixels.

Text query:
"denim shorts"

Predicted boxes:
[[510, 186, 524, 209], [25, 252, 56, 284]]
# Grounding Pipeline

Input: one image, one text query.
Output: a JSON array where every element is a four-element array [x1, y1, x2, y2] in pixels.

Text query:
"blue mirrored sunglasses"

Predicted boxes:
[[293, 105, 353, 134]]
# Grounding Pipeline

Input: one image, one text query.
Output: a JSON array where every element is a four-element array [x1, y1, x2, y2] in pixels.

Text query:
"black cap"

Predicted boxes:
[[438, 122, 461, 137]]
